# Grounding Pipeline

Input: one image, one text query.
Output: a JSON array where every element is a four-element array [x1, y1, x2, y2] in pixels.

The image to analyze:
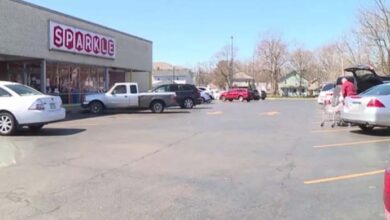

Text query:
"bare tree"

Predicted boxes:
[[315, 43, 344, 83], [255, 34, 288, 95], [212, 45, 239, 88], [288, 47, 316, 95], [357, 0, 390, 74]]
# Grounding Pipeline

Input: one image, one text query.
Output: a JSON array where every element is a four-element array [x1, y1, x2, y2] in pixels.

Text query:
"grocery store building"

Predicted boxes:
[[0, 0, 153, 104]]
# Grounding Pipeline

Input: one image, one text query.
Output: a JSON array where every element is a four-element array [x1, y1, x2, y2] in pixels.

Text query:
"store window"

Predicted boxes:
[[6, 62, 42, 91], [46, 62, 107, 104]]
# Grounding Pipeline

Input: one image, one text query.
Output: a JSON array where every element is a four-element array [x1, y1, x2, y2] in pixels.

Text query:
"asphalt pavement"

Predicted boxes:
[[0, 100, 389, 219]]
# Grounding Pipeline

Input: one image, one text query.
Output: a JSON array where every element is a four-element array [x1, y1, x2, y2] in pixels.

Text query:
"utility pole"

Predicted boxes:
[[172, 66, 175, 83], [230, 36, 234, 87]]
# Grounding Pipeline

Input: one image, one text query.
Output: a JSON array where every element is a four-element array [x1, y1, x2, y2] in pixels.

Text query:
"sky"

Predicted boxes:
[[26, 0, 374, 67]]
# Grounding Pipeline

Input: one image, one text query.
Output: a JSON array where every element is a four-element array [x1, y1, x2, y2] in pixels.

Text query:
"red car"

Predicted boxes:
[[220, 88, 252, 102]]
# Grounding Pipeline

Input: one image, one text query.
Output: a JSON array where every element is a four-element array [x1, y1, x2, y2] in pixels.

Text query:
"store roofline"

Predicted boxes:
[[13, 0, 153, 44]]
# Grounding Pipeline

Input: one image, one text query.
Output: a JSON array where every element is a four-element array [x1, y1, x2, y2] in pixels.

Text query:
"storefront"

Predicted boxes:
[[0, 0, 153, 104]]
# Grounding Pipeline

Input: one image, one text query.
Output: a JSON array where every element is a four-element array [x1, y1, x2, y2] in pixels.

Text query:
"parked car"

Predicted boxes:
[[198, 87, 214, 99], [253, 89, 267, 100], [82, 82, 177, 114], [317, 83, 335, 104], [341, 83, 390, 131], [152, 83, 201, 109], [199, 90, 212, 104], [0, 81, 66, 135], [344, 64, 390, 94], [220, 88, 253, 102]]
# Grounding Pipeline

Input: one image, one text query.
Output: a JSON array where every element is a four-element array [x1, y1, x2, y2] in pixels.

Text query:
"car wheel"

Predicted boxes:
[[228, 99, 233, 102], [238, 96, 244, 102], [201, 97, 206, 104], [246, 99, 251, 102], [358, 124, 374, 132], [151, 101, 164, 113], [90, 101, 104, 114], [220, 96, 226, 101], [183, 98, 194, 109], [0, 112, 16, 136], [28, 124, 44, 132]]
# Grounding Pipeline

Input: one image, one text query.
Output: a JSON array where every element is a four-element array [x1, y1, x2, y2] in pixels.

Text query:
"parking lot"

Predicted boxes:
[[0, 100, 389, 219]]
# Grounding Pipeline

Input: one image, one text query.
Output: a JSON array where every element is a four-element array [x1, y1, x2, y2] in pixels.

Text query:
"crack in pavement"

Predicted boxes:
[[47, 131, 204, 196]]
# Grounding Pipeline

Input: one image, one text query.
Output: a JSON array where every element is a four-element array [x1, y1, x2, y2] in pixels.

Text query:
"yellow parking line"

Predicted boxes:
[[311, 128, 352, 133], [313, 139, 390, 148], [259, 111, 279, 116], [304, 169, 385, 185], [207, 111, 223, 115]]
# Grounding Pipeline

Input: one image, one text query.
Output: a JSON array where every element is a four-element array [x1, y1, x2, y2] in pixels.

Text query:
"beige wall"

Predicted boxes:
[[0, 0, 152, 72], [131, 72, 151, 92]]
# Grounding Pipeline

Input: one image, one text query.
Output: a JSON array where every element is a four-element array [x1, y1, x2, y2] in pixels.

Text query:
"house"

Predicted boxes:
[[232, 72, 254, 87], [278, 72, 309, 96], [308, 79, 321, 96], [152, 62, 194, 86]]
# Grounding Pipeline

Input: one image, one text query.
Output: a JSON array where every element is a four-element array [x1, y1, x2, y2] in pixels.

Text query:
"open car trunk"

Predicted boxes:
[[344, 65, 386, 94]]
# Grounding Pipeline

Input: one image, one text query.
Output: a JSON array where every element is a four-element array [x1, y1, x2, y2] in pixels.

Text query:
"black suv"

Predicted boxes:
[[152, 84, 201, 109]]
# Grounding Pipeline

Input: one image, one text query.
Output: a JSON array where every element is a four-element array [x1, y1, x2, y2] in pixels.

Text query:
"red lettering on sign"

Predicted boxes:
[[75, 31, 84, 52], [85, 34, 92, 53], [53, 26, 63, 48], [93, 35, 101, 54], [65, 29, 74, 50], [101, 38, 108, 55], [108, 40, 114, 56]]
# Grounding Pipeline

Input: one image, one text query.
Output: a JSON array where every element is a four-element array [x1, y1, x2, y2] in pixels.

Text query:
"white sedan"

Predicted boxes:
[[0, 81, 65, 135], [341, 83, 390, 131], [317, 83, 335, 104]]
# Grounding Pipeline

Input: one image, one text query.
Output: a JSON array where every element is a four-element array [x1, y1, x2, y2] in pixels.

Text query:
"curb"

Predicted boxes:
[[63, 104, 83, 114]]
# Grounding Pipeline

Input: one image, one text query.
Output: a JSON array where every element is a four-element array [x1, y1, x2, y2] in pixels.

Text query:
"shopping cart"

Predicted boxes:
[[320, 86, 343, 128]]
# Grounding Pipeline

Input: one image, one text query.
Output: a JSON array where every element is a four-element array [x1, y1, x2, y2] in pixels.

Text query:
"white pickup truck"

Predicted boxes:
[[81, 82, 176, 113]]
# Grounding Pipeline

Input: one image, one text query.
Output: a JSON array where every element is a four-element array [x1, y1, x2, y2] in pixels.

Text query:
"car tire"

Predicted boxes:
[[246, 99, 251, 102], [239, 96, 244, 102], [151, 101, 165, 113], [28, 124, 44, 132], [229, 99, 233, 102], [201, 97, 206, 104], [358, 124, 374, 132], [183, 98, 194, 109], [90, 101, 104, 114], [0, 112, 16, 136]]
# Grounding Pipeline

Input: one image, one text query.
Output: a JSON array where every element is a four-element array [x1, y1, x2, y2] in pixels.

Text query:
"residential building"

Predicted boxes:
[[152, 62, 194, 86], [278, 72, 309, 96]]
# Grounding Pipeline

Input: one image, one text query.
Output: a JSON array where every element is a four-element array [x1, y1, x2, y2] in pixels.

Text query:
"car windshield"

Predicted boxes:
[[5, 84, 42, 96], [360, 84, 390, 96]]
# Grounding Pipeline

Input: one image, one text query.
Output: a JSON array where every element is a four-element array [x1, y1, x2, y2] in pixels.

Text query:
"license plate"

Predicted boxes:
[[50, 103, 56, 109]]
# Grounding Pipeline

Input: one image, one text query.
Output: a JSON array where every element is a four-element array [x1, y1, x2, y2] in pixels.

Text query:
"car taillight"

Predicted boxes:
[[384, 168, 390, 213], [28, 99, 45, 111], [367, 99, 385, 108]]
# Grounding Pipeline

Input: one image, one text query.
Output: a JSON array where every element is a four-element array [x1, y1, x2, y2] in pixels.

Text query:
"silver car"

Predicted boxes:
[[341, 84, 390, 131]]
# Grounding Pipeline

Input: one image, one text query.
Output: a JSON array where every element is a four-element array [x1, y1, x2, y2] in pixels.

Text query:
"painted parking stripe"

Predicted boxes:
[[259, 111, 279, 116], [313, 139, 390, 148], [311, 128, 353, 133], [207, 111, 223, 115], [304, 169, 385, 185]]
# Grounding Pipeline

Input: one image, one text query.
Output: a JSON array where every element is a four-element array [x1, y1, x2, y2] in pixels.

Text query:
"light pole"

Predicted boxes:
[[172, 66, 175, 83], [230, 36, 234, 76]]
